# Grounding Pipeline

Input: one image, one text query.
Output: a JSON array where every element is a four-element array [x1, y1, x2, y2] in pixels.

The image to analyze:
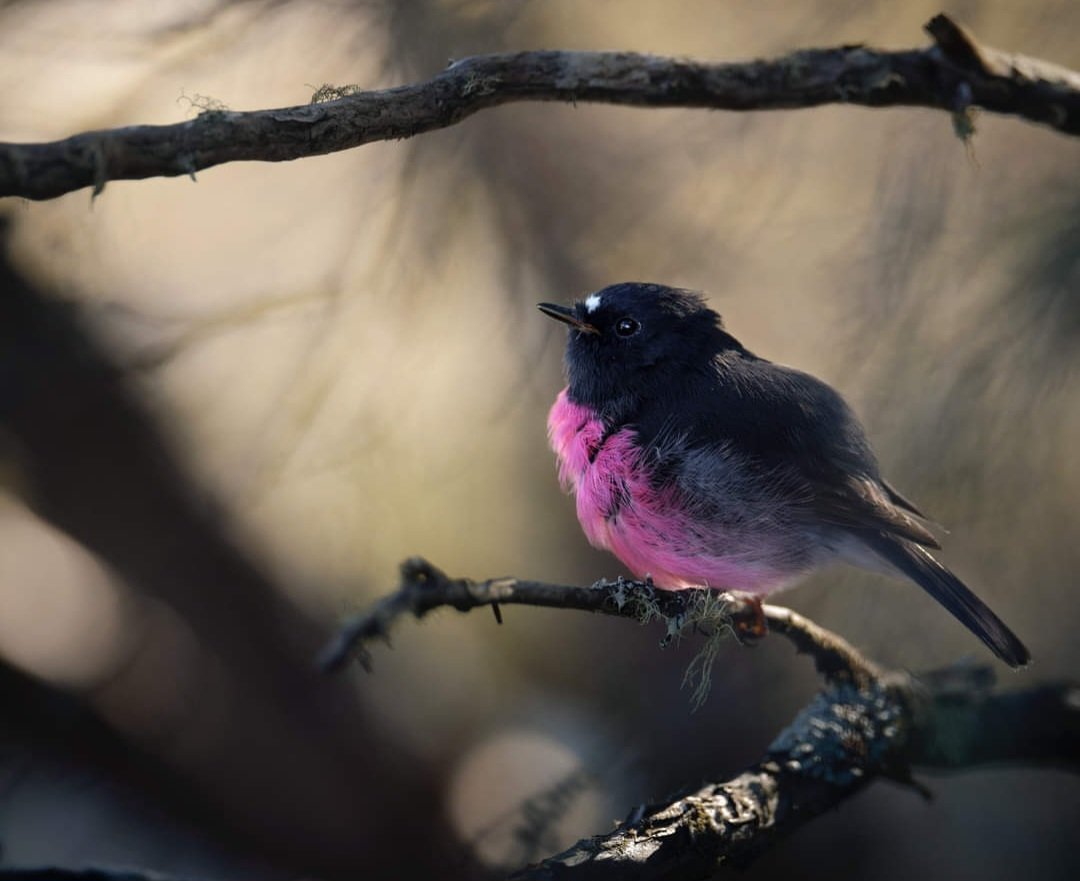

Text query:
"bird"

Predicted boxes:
[[538, 282, 1030, 668]]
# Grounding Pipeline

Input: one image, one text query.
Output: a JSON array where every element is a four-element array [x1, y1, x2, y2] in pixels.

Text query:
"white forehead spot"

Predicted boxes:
[[584, 293, 602, 313]]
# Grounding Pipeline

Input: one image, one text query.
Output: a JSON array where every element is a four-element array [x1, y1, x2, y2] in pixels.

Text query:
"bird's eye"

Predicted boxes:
[[615, 317, 640, 337]]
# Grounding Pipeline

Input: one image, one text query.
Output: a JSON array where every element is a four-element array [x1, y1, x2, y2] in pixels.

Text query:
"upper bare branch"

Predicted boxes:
[[2, 14, 1077, 201]]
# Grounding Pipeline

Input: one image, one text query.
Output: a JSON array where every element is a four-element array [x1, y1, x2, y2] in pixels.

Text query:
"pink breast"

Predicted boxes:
[[547, 388, 788, 594], [547, 389, 616, 550]]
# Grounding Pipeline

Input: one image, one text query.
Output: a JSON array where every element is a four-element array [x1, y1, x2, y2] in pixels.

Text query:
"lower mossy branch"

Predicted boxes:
[[323, 556, 1080, 881]]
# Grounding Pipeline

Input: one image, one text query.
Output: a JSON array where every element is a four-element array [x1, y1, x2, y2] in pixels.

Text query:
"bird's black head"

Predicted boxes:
[[538, 282, 744, 418]]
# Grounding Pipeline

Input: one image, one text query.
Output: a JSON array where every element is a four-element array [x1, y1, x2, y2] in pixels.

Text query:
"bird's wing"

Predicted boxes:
[[880, 477, 931, 520], [675, 355, 940, 548], [809, 473, 940, 548]]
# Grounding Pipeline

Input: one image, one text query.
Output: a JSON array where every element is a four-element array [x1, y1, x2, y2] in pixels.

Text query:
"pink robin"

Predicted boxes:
[[540, 283, 1029, 667]]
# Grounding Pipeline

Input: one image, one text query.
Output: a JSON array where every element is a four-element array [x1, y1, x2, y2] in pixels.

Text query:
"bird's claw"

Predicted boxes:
[[733, 595, 768, 642]]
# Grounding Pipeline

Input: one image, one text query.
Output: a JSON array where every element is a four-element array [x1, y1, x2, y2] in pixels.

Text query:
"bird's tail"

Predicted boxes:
[[863, 534, 1030, 669]]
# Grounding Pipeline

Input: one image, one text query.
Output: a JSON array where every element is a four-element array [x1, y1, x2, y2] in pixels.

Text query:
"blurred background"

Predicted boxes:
[[0, 0, 1078, 878]]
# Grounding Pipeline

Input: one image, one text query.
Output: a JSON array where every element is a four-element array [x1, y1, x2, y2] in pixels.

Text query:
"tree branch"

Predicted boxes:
[[317, 556, 879, 685], [322, 557, 1080, 881], [2, 13, 1078, 201]]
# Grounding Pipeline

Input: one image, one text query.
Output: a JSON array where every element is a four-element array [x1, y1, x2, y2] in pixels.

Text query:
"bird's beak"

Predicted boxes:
[[537, 302, 599, 335]]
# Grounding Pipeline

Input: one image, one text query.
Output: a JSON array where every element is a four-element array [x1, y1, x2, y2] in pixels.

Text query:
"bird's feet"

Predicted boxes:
[[731, 594, 768, 642]]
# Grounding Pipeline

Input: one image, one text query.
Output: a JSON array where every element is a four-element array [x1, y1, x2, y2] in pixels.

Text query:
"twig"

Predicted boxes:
[[2, 13, 1078, 201], [317, 556, 873, 683], [321, 558, 1078, 880], [760, 603, 885, 687]]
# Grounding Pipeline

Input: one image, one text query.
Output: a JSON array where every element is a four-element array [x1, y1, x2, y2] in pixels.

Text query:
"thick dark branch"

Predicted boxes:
[[911, 664, 1080, 771], [515, 679, 912, 880], [322, 558, 1079, 881], [2, 13, 1078, 201], [516, 667, 1080, 881]]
